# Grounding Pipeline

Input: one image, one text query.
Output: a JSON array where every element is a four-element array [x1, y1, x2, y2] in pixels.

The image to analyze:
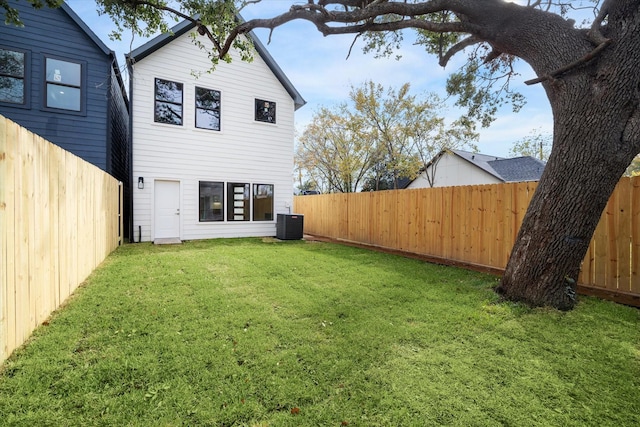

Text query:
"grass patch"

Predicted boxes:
[[1, 238, 639, 426]]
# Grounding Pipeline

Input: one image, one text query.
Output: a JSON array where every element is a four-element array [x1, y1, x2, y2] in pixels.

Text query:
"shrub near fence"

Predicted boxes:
[[294, 181, 640, 307], [0, 116, 122, 364]]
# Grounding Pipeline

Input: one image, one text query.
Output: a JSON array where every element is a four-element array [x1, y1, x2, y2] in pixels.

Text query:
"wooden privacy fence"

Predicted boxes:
[[294, 180, 640, 307], [1, 116, 122, 364]]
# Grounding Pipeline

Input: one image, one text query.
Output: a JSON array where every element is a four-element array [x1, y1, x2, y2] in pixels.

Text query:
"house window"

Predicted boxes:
[[195, 87, 221, 131], [199, 181, 224, 222], [253, 184, 274, 221], [0, 48, 26, 104], [227, 183, 250, 221], [45, 57, 82, 111], [255, 98, 276, 124], [154, 78, 183, 125]]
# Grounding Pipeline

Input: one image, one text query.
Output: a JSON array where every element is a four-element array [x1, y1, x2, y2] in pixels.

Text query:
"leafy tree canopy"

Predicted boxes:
[[2, 0, 576, 126], [509, 129, 552, 161], [1, 0, 61, 25], [296, 81, 477, 193]]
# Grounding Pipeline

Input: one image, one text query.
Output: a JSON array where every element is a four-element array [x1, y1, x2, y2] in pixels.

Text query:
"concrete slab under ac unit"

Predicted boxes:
[[153, 238, 182, 245]]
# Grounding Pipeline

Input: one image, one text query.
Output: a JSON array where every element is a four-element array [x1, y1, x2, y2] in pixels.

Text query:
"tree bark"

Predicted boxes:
[[237, 0, 640, 310], [494, 0, 640, 309]]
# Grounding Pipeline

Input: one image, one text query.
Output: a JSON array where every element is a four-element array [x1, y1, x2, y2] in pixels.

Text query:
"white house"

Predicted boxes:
[[127, 19, 305, 243], [407, 149, 546, 189]]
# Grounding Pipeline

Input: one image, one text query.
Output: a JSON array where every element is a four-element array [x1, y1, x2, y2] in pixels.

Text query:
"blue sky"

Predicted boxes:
[[66, 0, 554, 157]]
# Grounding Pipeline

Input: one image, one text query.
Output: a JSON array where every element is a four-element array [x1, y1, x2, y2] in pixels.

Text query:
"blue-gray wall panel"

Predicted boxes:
[[0, 1, 113, 171]]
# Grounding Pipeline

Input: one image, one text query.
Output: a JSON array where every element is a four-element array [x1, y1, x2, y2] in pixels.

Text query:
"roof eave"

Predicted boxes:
[[60, 2, 111, 56], [126, 17, 306, 110]]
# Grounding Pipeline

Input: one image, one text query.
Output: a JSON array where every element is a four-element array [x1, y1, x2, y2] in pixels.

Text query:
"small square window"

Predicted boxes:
[[0, 48, 26, 104], [195, 87, 221, 131], [255, 98, 276, 124], [45, 57, 82, 111], [199, 181, 224, 221], [154, 78, 183, 125]]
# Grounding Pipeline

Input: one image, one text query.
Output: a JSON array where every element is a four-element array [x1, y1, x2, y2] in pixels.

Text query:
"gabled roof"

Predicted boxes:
[[487, 156, 546, 182], [126, 16, 306, 110], [61, 2, 128, 104], [450, 149, 545, 182], [415, 149, 545, 185], [60, 2, 111, 56], [449, 149, 505, 180]]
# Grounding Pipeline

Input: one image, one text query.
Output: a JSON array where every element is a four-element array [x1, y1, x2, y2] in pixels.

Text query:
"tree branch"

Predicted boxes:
[[524, 39, 612, 85], [125, 0, 225, 53], [587, 0, 611, 45], [223, 0, 483, 58], [439, 35, 480, 67]]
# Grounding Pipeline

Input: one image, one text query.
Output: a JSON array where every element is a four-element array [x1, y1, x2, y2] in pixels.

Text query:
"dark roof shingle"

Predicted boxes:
[[488, 156, 546, 182]]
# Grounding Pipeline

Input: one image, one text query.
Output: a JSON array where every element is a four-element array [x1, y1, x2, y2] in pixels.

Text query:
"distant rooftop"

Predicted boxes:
[[452, 149, 546, 182]]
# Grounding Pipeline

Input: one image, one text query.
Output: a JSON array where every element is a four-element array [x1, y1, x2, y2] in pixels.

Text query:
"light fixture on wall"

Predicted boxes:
[[138, 177, 144, 189]]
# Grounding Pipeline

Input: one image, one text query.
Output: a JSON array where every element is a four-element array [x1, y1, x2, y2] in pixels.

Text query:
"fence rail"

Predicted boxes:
[[294, 180, 640, 307], [1, 116, 122, 364]]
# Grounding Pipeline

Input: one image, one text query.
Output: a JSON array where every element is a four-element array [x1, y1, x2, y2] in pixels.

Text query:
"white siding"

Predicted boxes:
[[407, 152, 501, 188], [132, 32, 297, 242]]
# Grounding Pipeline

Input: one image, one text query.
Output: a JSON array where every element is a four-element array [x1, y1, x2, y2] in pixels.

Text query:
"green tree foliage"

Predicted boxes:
[[296, 81, 477, 192], [624, 155, 640, 177], [97, 0, 254, 64], [1, 0, 61, 25], [296, 104, 373, 193], [509, 129, 552, 161]]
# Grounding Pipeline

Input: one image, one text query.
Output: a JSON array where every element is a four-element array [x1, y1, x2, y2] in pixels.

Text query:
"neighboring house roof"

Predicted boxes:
[[126, 16, 306, 110], [450, 149, 546, 182], [487, 156, 546, 182], [448, 149, 505, 180], [412, 149, 546, 186], [59, 2, 111, 55]]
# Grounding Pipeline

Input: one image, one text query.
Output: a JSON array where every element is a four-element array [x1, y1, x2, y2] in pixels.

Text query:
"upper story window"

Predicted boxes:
[[154, 78, 183, 125], [45, 57, 81, 111], [0, 48, 26, 104], [255, 98, 276, 124], [195, 87, 221, 131]]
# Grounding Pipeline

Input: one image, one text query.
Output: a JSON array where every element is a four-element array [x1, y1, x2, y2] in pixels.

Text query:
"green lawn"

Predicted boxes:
[[1, 238, 639, 426]]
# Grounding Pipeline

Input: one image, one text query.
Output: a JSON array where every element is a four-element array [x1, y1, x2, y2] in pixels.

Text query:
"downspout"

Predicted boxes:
[[126, 55, 135, 242]]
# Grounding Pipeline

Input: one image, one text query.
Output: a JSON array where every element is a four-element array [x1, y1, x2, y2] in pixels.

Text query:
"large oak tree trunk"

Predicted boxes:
[[494, 1, 640, 309]]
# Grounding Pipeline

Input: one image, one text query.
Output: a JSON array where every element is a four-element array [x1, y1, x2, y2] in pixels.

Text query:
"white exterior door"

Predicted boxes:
[[154, 180, 180, 239]]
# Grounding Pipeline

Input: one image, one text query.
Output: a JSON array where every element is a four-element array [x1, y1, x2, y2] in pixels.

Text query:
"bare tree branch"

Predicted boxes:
[[224, 1, 483, 58], [524, 38, 612, 85], [438, 35, 480, 67], [125, 0, 225, 53]]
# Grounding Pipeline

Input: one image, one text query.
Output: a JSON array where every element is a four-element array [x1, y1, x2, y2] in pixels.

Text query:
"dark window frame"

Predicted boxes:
[[42, 54, 86, 115], [254, 98, 276, 124], [195, 86, 221, 131], [199, 181, 225, 222], [227, 182, 250, 222], [252, 183, 274, 221], [154, 78, 184, 126], [0, 46, 30, 108]]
